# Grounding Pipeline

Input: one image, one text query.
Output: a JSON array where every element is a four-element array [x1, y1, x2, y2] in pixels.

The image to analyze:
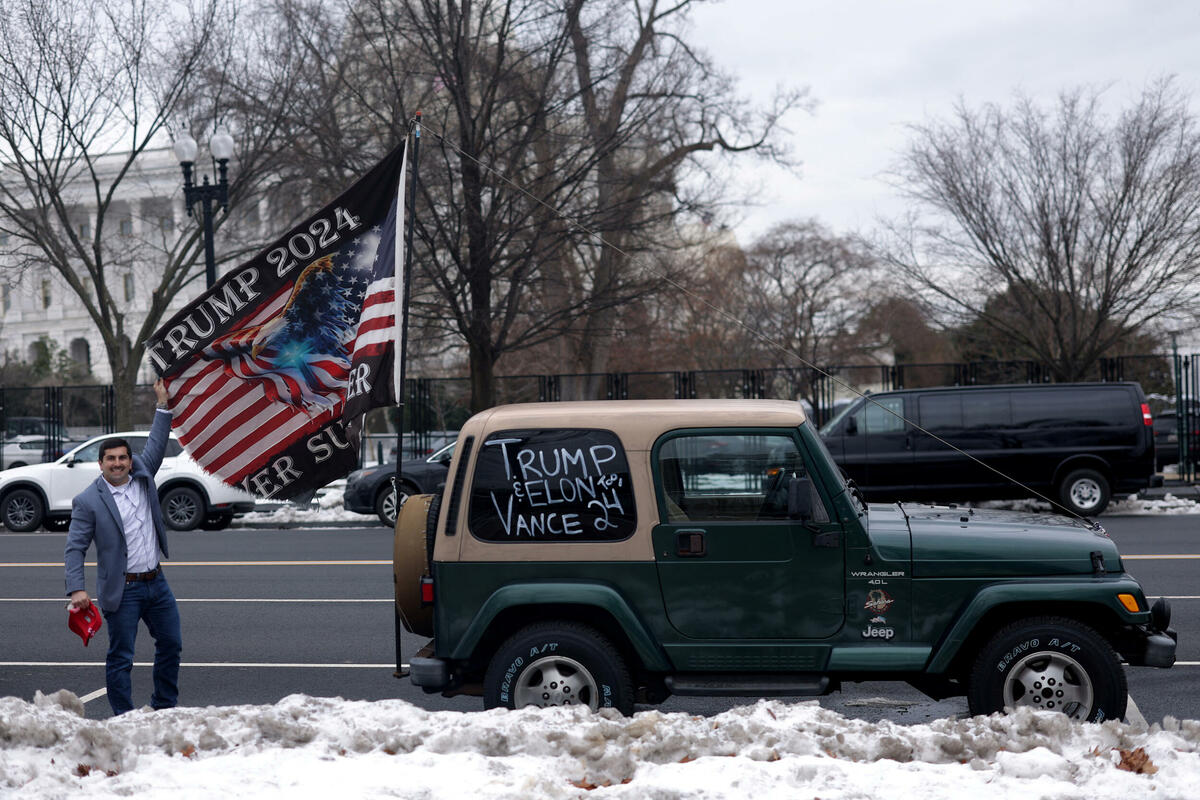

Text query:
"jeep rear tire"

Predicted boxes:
[[2, 488, 44, 532], [1058, 468, 1110, 516], [967, 616, 1126, 722], [484, 622, 634, 714]]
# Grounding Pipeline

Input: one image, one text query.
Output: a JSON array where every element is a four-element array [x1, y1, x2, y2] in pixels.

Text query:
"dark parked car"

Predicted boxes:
[[1155, 407, 1200, 470], [344, 443, 454, 526], [819, 382, 1159, 515]]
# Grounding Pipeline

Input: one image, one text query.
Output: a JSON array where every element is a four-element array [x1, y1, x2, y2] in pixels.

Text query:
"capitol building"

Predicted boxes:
[[0, 147, 249, 385]]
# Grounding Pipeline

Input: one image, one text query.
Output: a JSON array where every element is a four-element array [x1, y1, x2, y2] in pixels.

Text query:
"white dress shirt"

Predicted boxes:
[[107, 474, 160, 572]]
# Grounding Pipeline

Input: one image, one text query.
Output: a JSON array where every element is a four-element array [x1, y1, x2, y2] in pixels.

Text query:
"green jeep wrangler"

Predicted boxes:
[[393, 399, 1176, 721]]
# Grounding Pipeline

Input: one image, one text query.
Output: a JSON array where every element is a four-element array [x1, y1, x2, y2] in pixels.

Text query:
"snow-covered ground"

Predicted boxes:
[[238, 486, 380, 525], [2, 692, 1197, 799]]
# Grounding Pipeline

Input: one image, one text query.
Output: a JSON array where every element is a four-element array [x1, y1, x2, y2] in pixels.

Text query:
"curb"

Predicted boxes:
[[1135, 485, 1200, 500]]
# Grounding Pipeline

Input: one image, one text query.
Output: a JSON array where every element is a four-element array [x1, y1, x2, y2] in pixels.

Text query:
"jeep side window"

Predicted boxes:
[[467, 428, 636, 542], [657, 433, 829, 523]]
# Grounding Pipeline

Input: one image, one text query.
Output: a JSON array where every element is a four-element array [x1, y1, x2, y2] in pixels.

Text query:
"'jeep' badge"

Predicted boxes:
[[862, 625, 895, 639], [864, 589, 894, 614]]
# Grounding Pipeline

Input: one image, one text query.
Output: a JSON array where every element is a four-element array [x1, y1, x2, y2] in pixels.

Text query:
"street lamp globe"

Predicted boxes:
[[175, 123, 234, 289], [173, 130, 199, 164], [209, 126, 234, 161]]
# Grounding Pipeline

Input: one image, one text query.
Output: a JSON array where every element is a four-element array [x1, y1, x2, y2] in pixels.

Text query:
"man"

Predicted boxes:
[[65, 379, 182, 715]]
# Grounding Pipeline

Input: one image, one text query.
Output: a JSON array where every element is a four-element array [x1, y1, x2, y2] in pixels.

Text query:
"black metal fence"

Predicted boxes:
[[2, 352, 1196, 475]]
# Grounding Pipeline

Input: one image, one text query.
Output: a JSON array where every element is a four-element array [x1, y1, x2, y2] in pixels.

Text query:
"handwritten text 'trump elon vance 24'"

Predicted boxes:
[[484, 439, 630, 538]]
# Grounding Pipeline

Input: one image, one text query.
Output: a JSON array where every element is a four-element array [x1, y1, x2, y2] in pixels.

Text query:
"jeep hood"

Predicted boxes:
[[898, 504, 1123, 578]]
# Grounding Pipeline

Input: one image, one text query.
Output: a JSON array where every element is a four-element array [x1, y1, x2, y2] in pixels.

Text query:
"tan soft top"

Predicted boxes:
[[460, 399, 807, 451], [439, 398, 811, 562]]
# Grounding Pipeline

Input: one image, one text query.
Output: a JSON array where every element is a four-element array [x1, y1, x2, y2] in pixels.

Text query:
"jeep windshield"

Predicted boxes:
[[804, 422, 862, 513]]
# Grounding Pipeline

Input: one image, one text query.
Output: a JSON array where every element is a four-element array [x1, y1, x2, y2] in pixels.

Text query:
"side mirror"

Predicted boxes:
[[845, 416, 858, 436], [787, 476, 813, 520], [65, 457, 77, 468]]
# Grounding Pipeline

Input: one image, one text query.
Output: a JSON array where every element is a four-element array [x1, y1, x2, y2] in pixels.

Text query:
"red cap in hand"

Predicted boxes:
[[68, 601, 103, 646]]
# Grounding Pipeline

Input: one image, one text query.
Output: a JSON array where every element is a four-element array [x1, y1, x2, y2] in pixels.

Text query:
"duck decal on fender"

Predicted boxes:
[[864, 589, 894, 614], [862, 590, 896, 639]]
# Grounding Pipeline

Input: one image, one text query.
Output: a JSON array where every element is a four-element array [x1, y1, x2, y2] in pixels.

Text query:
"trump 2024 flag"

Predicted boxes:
[[147, 141, 408, 500]]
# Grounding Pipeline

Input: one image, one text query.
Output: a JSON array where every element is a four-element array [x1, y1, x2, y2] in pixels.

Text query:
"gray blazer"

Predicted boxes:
[[64, 410, 172, 611]]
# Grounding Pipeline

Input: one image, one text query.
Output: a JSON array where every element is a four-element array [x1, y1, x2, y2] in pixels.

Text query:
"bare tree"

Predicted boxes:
[[881, 80, 1200, 380], [632, 221, 877, 407], [240, 0, 806, 411], [742, 221, 877, 370], [546, 0, 806, 397], [0, 0, 241, 426]]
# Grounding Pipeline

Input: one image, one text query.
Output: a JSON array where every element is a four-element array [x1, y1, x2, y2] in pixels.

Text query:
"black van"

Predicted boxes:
[[819, 382, 1159, 515]]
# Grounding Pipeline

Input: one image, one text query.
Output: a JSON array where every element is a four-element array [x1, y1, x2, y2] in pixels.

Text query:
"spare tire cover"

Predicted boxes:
[[393, 493, 435, 637]]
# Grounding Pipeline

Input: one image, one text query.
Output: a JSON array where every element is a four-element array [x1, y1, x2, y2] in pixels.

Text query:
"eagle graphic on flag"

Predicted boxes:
[[202, 239, 377, 411], [148, 141, 408, 500]]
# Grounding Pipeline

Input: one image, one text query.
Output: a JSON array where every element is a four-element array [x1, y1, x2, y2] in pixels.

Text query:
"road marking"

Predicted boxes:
[[0, 598, 390, 603], [0, 560, 391, 567], [80, 687, 107, 704], [1126, 696, 1147, 727], [2, 662, 405, 668]]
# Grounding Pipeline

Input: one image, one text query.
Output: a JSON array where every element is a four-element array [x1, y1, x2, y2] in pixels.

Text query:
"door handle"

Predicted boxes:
[[675, 529, 707, 557]]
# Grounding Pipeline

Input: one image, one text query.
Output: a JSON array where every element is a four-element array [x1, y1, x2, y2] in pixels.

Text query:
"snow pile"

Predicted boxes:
[[979, 494, 1200, 515], [239, 488, 378, 525], [1105, 493, 1200, 515], [3, 692, 1199, 799]]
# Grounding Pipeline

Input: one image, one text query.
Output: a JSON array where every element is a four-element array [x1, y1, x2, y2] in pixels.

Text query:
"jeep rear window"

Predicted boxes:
[[468, 429, 636, 542]]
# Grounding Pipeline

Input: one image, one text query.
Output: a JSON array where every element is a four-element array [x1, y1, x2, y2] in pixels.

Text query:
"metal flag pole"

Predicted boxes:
[[394, 112, 421, 678]]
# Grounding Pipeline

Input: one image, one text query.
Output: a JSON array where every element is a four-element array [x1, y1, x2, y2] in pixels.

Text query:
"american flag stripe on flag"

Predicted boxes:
[[152, 139, 409, 500], [352, 287, 397, 354]]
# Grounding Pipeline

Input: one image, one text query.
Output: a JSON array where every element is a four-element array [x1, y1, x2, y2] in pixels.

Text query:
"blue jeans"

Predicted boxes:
[[102, 572, 182, 715]]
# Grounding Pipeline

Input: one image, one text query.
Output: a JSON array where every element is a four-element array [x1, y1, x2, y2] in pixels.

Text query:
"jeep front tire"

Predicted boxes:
[[967, 616, 1127, 722], [483, 622, 634, 714]]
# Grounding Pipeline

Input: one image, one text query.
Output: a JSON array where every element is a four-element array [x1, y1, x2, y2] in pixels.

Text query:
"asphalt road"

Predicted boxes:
[[1, 515, 1194, 725]]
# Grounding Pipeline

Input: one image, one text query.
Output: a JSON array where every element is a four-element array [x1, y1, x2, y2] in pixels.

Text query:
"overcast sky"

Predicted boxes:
[[688, 0, 1200, 242]]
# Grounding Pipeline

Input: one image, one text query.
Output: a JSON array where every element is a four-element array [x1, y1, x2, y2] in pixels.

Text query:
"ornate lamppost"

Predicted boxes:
[[173, 126, 235, 288]]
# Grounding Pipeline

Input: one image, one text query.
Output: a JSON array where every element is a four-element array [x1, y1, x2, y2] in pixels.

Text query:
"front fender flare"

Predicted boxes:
[[925, 578, 1151, 674], [449, 582, 671, 672]]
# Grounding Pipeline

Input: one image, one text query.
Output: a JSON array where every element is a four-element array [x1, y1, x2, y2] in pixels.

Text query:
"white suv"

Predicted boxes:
[[0, 431, 256, 532]]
